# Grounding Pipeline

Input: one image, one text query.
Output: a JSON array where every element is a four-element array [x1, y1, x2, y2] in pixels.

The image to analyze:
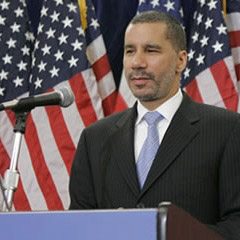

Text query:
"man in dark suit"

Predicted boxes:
[[69, 11, 240, 239]]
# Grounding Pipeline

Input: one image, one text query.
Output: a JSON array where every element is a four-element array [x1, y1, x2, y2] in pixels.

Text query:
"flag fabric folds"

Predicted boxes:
[[0, 0, 34, 211], [226, 0, 240, 92], [0, 0, 116, 210], [115, 0, 240, 112]]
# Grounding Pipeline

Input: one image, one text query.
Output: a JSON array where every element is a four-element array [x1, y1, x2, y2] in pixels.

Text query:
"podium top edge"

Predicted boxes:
[[0, 208, 158, 215]]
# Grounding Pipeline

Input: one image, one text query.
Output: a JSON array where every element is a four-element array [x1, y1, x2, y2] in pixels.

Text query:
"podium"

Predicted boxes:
[[0, 204, 223, 240]]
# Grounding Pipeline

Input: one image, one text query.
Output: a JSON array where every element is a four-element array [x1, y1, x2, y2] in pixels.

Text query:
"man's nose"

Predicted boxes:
[[131, 52, 147, 69]]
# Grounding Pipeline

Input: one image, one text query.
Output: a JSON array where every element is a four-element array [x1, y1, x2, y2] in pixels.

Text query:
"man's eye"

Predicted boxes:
[[147, 49, 158, 53], [125, 49, 134, 54]]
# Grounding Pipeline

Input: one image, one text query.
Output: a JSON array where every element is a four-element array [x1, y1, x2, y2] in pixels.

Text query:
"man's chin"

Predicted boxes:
[[133, 93, 158, 102]]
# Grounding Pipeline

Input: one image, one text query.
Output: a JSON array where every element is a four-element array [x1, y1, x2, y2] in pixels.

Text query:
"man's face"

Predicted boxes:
[[123, 22, 187, 109]]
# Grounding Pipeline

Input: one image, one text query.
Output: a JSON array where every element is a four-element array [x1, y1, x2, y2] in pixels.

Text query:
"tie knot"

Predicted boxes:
[[144, 111, 162, 126]]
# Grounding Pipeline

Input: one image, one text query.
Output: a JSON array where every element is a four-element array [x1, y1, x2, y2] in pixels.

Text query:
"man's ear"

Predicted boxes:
[[176, 50, 188, 73]]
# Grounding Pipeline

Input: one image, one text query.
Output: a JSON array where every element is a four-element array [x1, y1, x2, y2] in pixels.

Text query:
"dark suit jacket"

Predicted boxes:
[[69, 93, 240, 240]]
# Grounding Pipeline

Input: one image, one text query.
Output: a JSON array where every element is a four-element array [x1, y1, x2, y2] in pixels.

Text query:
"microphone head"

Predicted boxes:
[[57, 87, 74, 107]]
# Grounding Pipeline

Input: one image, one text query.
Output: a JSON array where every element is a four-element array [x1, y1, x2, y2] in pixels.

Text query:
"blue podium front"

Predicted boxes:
[[0, 209, 158, 240]]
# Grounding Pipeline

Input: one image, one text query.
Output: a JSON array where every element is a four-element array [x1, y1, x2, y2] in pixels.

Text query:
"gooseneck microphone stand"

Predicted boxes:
[[1, 111, 29, 211]]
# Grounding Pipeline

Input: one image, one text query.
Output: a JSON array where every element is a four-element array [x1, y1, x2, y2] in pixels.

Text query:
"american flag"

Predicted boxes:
[[115, 0, 240, 112], [226, 0, 240, 93], [0, 0, 116, 210]]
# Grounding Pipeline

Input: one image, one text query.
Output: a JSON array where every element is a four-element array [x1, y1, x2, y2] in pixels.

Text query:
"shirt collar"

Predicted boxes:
[[136, 89, 183, 125]]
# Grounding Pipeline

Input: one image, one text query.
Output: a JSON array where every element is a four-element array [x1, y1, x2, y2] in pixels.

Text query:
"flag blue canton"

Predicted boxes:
[[182, 0, 231, 86], [138, 0, 184, 22], [29, 0, 91, 95], [0, 0, 34, 102], [85, 0, 102, 44]]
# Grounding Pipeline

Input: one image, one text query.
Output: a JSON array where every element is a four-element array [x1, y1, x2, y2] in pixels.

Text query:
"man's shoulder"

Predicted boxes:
[[184, 95, 240, 125], [86, 107, 134, 132]]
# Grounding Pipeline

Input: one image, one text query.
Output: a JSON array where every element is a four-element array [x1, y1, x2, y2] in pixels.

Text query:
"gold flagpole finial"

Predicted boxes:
[[222, 0, 227, 17], [78, 0, 87, 31]]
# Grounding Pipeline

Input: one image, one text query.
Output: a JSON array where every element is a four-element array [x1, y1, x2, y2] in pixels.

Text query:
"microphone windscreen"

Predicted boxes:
[[58, 87, 74, 107]]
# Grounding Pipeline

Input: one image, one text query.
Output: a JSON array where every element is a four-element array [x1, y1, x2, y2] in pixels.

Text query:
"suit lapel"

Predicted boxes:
[[106, 105, 140, 197], [141, 95, 200, 194]]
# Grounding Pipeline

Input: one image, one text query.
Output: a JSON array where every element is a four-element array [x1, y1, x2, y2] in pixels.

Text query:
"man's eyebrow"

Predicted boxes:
[[145, 43, 161, 49], [124, 44, 135, 49], [124, 43, 161, 49]]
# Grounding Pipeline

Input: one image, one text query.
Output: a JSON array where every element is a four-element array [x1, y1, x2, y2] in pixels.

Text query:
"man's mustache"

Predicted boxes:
[[128, 71, 155, 80]]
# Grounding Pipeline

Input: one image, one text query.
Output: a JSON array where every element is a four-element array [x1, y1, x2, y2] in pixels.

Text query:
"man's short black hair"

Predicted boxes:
[[130, 11, 187, 52]]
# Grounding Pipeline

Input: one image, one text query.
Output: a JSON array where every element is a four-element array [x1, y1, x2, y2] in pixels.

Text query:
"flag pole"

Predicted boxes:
[[78, 0, 88, 31], [222, 0, 227, 17]]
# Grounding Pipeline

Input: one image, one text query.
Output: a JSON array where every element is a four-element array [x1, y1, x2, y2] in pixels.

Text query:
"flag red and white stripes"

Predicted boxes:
[[0, 0, 116, 210]]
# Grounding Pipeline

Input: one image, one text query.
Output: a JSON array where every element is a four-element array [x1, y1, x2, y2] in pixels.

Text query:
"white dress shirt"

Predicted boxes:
[[134, 89, 183, 162]]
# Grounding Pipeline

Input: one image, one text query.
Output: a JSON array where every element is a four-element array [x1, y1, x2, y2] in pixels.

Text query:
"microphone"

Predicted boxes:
[[0, 87, 74, 112]]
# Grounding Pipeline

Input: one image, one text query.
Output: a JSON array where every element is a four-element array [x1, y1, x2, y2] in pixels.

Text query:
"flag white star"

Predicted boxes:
[[0, 87, 5, 96], [58, 33, 68, 45], [14, 7, 24, 17], [21, 45, 30, 55], [50, 11, 60, 23], [184, 67, 190, 78], [62, 17, 73, 28], [199, 0, 206, 7], [11, 22, 21, 33], [17, 61, 28, 71], [25, 31, 35, 42], [71, 40, 83, 51], [216, 23, 227, 35], [139, 0, 146, 5], [0, 69, 8, 80], [42, 44, 51, 55], [20, 0, 26, 6], [77, 27, 85, 36], [54, 50, 64, 61], [212, 41, 223, 53], [207, 0, 217, 10], [180, 8, 184, 18], [200, 35, 209, 47], [90, 18, 100, 30], [54, 0, 63, 6], [191, 32, 199, 43], [2, 54, 12, 64], [34, 40, 40, 49], [32, 56, 36, 67], [205, 17, 213, 29], [41, 6, 48, 17], [6, 38, 17, 48], [164, 0, 175, 12], [46, 27, 56, 39], [68, 56, 78, 68], [151, 0, 160, 8], [38, 23, 44, 33], [196, 53, 205, 65], [0, 0, 10, 10], [38, 61, 47, 72], [67, 3, 77, 12], [50, 66, 60, 77], [34, 77, 43, 89], [0, 15, 6, 25], [188, 49, 195, 61], [13, 76, 24, 87], [197, 13, 203, 25]]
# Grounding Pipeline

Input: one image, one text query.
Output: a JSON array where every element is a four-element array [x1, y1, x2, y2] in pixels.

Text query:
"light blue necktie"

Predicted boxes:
[[137, 111, 162, 189]]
